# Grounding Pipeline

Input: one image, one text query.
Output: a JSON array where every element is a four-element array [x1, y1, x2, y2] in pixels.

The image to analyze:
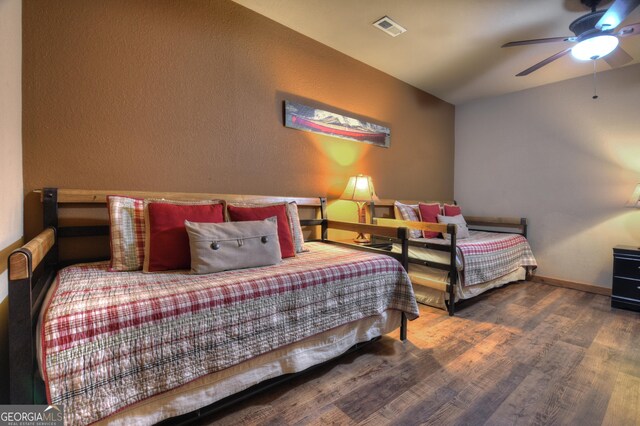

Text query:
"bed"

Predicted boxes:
[[371, 199, 537, 316], [8, 188, 419, 425]]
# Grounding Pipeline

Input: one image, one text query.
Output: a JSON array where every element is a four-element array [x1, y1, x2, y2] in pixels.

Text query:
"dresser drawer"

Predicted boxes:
[[612, 276, 640, 301], [613, 256, 640, 279], [612, 246, 640, 312]]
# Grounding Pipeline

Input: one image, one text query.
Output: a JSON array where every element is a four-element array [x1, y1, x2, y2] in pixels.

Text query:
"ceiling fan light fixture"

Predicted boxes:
[[571, 34, 619, 60]]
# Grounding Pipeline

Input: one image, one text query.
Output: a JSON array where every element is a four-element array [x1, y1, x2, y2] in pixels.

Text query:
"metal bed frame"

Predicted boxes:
[[7, 188, 411, 414], [370, 199, 529, 316]]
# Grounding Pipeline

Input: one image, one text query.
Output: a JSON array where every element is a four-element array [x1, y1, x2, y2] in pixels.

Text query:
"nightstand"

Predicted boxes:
[[612, 245, 640, 312]]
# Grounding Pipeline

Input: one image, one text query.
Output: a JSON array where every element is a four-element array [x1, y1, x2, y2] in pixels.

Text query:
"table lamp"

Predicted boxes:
[[340, 174, 379, 243]]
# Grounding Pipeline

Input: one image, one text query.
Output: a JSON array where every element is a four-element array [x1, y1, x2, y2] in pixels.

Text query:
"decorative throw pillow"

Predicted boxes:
[[227, 204, 296, 258], [394, 201, 422, 239], [285, 202, 307, 253], [185, 218, 282, 274], [444, 204, 462, 216], [143, 199, 226, 272], [229, 201, 306, 253], [107, 195, 145, 271], [418, 203, 441, 239], [437, 214, 470, 239]]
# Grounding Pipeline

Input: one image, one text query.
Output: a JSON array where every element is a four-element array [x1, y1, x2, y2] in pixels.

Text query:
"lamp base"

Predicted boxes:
[[353, 233, 370, 244]]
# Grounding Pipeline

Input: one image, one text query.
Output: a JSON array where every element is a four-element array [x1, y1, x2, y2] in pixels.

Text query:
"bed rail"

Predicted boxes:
[[8, 227, 58, 404], [465, 215, 528, 238], [373, 217, 458, 315]]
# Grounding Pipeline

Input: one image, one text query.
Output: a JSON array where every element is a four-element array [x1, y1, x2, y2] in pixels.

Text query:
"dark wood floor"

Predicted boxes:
[[198, 282, 640, 425]]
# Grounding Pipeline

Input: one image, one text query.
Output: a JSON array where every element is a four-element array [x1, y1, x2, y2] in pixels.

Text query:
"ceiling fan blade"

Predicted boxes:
[[616, 22, 640, 36], [516, 48, 572, 76], [604, 46, 634, 67], [596, 0, 640, 30], [502, 36, 576, 47]]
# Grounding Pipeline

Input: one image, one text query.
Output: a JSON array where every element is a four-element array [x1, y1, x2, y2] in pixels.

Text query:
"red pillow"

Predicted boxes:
[[144, 201, 225, 272], [444, 204, 461, 216], [227, 204, 295, 258], [418, 203, 441, 238]]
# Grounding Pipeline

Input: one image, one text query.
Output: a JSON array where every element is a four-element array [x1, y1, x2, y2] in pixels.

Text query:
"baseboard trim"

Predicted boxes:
[[531, 275, 611, 296]]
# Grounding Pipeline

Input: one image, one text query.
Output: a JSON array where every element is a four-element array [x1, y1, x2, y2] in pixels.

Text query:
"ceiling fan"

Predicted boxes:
[[502, 0, 640, 76]]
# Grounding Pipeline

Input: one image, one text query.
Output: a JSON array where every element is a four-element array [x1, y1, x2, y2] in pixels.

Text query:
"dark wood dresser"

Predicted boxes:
[[612, 245, 640, 312]]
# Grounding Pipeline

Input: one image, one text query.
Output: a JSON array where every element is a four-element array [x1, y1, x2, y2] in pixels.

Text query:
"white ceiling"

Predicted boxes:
[[232, 0, 640, 105]]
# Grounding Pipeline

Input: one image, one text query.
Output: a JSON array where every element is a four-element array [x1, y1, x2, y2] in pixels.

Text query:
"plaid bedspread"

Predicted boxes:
[[413, 231, 537, 286], [454, 231, 536, 285], [41, 242, 417, 425]]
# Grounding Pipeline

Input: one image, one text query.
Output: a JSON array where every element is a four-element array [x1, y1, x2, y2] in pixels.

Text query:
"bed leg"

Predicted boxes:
[[447, 224, 457, 317], [9, 271, 36, 403], [400, 312, 407, 341]]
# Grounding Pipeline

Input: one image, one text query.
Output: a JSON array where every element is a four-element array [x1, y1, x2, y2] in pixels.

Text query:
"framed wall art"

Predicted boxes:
[[284, 101, 390, 148]]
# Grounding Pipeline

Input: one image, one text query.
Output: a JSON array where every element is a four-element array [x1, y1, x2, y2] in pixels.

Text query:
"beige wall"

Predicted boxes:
[[0, 0, 23, 404], [455, 63, 640, 289], [22, 0, 454, 242]]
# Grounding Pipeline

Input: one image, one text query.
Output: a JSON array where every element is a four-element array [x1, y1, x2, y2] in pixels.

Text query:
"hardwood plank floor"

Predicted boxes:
[[197, 282, 640, 425]]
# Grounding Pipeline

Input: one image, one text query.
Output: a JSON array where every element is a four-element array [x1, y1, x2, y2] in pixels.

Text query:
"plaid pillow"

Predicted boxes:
[[108, 195, 145, 271], [285, 202, 307, 253], [394, 201, 422, 239]]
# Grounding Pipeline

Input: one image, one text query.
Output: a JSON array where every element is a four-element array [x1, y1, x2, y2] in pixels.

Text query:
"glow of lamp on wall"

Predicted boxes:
[[626, 183, 640, 209], [626, 183, 640, 250], [339, 174, 379, 243]]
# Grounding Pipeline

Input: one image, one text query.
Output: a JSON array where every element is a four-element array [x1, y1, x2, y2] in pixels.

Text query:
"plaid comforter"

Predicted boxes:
[[41, 242, 417, 425], [457, 231, 537, 285], [449, 231, 536, 286], [414, 231, 537, 286]]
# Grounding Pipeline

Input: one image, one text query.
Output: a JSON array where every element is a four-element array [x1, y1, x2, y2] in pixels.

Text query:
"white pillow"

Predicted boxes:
[[437, 214, 470, 239]]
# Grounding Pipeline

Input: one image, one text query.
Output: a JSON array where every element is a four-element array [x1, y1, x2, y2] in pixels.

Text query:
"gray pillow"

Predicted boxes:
[[437, 214, 471, 239], [185, 217, 282, 274]]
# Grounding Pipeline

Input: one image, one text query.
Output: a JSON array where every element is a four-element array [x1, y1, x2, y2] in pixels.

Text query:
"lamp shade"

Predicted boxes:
[[339, 174, 379, 202], [626, 183, 640, 208], [571, 35, 619, 61]]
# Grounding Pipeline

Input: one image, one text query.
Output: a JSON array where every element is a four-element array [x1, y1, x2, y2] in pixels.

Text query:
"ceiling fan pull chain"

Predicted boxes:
[[592, 60, 599, 99]]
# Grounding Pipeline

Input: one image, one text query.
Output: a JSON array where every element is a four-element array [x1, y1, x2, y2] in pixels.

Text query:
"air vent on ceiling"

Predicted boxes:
[[373, 16, 406, 37]]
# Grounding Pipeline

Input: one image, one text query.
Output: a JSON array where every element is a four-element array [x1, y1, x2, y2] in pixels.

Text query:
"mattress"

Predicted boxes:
[[100, 311, 401, 425], [38, 242, 418, 425], [410, 265, 527, 307]]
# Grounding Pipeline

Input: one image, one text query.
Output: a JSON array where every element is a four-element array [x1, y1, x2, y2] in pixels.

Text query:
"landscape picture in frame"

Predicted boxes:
[[284, 101, 390, 148]]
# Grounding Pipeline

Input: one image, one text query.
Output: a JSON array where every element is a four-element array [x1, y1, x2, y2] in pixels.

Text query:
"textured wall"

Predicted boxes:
[[22, 0, 454, 241], [455, 63, 640, 288], [0, 0, 23, 404]]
